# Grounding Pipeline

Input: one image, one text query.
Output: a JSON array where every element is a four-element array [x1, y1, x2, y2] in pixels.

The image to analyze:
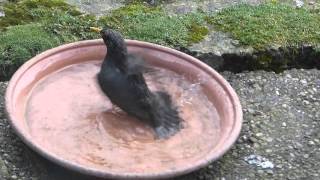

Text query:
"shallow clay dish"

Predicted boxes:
[[5, 39, 242, 179]]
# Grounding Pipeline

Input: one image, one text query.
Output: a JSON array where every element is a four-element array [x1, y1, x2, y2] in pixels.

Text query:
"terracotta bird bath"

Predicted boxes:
[[5, 39, 242, 179]]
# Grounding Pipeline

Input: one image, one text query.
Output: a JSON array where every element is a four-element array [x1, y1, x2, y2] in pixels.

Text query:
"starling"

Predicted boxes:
[[92, 27, 182, 139]]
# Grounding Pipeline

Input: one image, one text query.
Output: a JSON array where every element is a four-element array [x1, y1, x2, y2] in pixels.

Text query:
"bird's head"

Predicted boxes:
[[90, 27, 126, 52]]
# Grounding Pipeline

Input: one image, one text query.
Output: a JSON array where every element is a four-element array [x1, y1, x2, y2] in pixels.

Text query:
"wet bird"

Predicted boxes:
[[91, 27, 182, 139]]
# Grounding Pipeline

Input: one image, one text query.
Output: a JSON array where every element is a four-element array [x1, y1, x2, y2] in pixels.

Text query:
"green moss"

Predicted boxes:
[[43, 12, 99, 43], [0, 0, 100, 80], [0, 0, 81, 29], [0, 24, 61, 79], [125, 0, 167, 5], [117, 2, 163, 14], [206, 3, 320, 49], [0, 0, 99, 41], [188, 20, 209, 43], [0, 1, 209, 80], [1, 1, 208, 49], [99, 3, 208, 47]]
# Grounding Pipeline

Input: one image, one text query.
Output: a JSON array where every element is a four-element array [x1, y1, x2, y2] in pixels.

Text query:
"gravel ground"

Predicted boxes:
[[0, 68, 319, 179]]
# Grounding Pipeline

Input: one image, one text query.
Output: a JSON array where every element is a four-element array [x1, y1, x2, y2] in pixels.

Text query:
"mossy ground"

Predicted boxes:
[[0, 0, 81, 29], [99, 3, 208, 47], [206, 3, 320, 49], [1, 0, 320, 79], [0, 24, 61, 79], [0, 0, 99, 79], [1, 0, 209, 47], [0, 0, 209, 79]]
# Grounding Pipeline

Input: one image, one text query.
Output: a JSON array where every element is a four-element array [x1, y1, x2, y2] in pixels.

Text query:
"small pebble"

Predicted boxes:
[[309, 1, 315, 5], [265, 137, 273, 142], [300, 79, 307, 84], [257, 170, 264, 174], [261, 161, 274, 169], [266, 169, 274, 174], [308, 141, 315, 145], [266, 149, 272, 153], [244, 155, 274, 169]]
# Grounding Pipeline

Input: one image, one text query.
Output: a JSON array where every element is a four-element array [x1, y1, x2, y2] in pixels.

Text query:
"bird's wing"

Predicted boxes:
[[126, 54, 155, 75]]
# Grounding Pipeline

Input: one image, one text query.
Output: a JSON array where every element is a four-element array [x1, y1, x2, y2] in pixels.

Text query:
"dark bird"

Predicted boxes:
[[91, 27, 182, 139]]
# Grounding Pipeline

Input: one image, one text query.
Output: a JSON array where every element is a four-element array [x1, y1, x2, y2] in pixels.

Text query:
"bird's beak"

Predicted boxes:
[[90, 27, 102, 33]]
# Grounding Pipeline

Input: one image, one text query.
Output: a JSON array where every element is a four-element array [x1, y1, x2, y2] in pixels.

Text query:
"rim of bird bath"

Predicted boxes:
[[5, 39, 242, 179]]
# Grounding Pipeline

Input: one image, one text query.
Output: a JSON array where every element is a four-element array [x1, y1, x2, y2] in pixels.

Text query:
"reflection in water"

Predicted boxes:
[[26, 61, 220, 173]]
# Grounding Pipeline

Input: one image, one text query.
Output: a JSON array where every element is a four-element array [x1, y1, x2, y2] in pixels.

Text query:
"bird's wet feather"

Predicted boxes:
[[97, 29, 182, 139]]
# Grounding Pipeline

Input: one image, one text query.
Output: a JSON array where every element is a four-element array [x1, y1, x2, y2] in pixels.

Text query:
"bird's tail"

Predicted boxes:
[[150, 91, 183, 139]]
